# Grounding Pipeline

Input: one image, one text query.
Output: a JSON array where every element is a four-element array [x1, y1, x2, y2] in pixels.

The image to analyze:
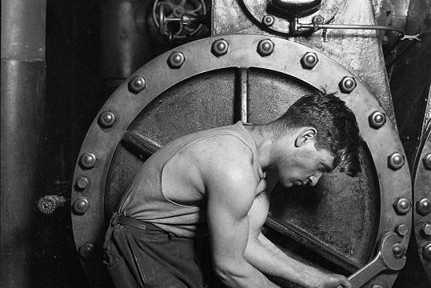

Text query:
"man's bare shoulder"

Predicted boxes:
[[186, 133, 255, 166]]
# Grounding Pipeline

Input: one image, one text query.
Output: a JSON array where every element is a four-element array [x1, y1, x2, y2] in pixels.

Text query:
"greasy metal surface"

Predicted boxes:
[[348, 233, 406, 288], [213, 0, 396, 123], [71, 35, 411, 287], [1, 60, 46, 288], [413, 127, 431, 282]]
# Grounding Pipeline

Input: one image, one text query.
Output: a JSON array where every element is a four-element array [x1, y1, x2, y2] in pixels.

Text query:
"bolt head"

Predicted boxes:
[[422, 223, 431, 236], [98, 111, 116, 128], [312, 15, 325, 25], [79, 153, 96, 169], [79, 243, 95, 259], [423, 153, 431, 170], [339, 76, 357, 93], [393, 197, 411, 215], [262, 15, 275, 27], [72, 197, 90, 215], [257, 39, 274, 57], [417, 198, 431, 216], [369, 111, 386, 129], [388, 152, 405, 170], [75, 176, 90, 190], [423, 243, 431, 261], [301, 52, 319, 69], [392, 243, 406, 259], [128, 76, 146, 93], [168, 51, 185, 68], [211, 39, 229, 56], [395, 224, 409, 236]]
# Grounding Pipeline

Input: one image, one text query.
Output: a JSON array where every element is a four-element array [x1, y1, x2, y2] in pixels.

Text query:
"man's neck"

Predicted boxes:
[[242, 123, 275, 170]]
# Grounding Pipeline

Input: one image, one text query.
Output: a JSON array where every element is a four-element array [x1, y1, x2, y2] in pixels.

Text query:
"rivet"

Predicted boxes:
[[422, 224, 431, 237], [423, 243, 431, 261], [257, 39, 274, 57], [369, 111, 386, 129], [98, 111, 116, 128], [128, 76, 146, 93], [339, 76, 357, 93], [312, 15, 325, 25], [301, 52, 319, 69], [75, 176, 90, 190], [388, 152, 405, 170], [393, 197, 411, 215], [79, 153, 96, 169], [168, 51, 185, 68], [262, 15, 275, 27], [423, 153, 431, 170], [79, 243, 95, 259], [72, 197, 90, 215], [417, 198, 431, 216], [395, 224, 409, 236], [211, 39, 229, 56], [392, 243, 406, 259]]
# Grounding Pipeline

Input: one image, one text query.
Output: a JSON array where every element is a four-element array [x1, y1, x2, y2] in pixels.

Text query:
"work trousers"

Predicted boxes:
[[104, 213, 221, 288]]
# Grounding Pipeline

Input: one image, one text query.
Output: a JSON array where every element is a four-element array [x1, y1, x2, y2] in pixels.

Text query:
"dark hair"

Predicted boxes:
[[271, 92, 361, 176]]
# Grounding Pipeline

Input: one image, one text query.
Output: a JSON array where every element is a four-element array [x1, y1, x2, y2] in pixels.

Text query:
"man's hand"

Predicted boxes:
[[317, 273, 351, 288]]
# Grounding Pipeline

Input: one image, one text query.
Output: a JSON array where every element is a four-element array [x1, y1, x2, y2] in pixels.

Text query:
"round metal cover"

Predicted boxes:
[[71, 34, 412, 287], [413, 126, 431, 283]]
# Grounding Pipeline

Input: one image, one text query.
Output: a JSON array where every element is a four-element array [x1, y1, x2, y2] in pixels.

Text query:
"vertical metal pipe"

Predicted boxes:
[[1, 0, 46, 288]]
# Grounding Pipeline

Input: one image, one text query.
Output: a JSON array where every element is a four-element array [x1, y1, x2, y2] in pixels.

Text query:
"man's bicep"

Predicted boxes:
[[205, 167, 257, 265]]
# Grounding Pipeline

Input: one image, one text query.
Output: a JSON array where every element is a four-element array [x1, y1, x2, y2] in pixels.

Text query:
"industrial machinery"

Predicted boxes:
[[1, 0, 430, 288]]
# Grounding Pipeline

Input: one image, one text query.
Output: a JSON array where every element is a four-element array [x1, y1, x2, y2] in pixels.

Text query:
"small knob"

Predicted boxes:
[[37, 195, 67, 214]]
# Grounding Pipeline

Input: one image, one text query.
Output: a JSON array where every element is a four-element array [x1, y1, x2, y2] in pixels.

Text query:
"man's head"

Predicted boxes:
[[268, 92, 361, 187]]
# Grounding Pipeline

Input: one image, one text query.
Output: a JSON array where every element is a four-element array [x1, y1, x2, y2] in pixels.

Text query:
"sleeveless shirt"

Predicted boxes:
[[117, 121, 264, 238]]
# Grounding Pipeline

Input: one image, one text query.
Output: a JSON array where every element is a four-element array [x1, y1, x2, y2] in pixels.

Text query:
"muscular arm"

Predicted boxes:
[[204, 142, 280, 288], [244, 191, 351, 288]]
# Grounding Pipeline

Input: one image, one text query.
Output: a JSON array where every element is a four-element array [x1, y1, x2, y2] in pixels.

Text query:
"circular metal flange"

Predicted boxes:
[[71, 34, 412, 286], [239, 0, 347, 35], [413, 127, 431, 281]]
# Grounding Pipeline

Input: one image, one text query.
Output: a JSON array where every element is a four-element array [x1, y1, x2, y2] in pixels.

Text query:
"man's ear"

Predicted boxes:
[[294, 127, 317, 147]]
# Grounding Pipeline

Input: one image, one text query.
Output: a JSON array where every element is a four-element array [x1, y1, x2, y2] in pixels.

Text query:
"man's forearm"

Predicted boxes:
[[214, 258, 281, 288], [244, 233, 326, 288]]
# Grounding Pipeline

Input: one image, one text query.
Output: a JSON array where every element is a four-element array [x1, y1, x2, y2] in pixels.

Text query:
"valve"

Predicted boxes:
[[37, 195, 67, 214], [152, 0, 208, 42]]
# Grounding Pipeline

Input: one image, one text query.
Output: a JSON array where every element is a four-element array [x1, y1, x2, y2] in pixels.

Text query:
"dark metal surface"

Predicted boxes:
[[1, 60, 46, 288], [413, 127, 431, 282], [1, 1, 47, 287], [100, 0, 156, 89], [71, 34, 411, 287]]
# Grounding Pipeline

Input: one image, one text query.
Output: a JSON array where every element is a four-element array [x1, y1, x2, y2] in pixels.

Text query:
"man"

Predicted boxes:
[[104, 92, 361, 288]]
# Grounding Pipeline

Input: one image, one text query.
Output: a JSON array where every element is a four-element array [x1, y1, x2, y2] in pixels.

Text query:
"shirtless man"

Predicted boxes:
[[104, 92, 360, 288]]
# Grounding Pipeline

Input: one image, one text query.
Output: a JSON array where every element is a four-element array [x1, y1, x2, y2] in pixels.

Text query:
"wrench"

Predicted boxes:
[[347, 232, 407, 288]]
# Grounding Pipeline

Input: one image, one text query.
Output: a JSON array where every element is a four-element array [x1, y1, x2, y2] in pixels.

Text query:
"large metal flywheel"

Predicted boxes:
[[71, 34, 412, 287]]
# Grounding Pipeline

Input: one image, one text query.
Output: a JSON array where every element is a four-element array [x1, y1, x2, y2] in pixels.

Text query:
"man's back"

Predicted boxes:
[[117, 121, 264, 237]]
